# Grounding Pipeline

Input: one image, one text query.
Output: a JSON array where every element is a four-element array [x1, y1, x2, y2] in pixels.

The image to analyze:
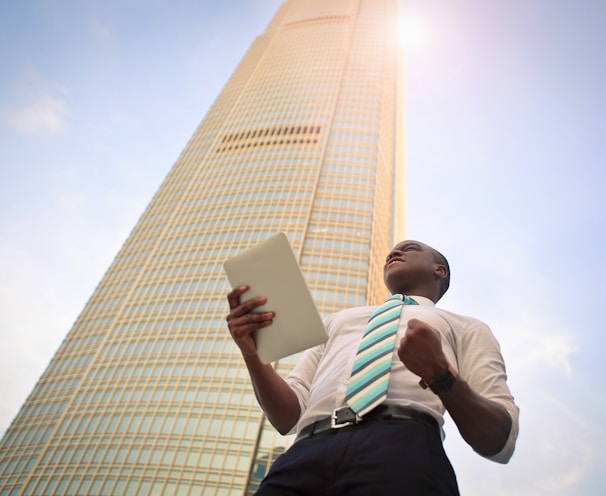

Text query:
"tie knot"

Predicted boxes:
[[387, 294, 417, 306]]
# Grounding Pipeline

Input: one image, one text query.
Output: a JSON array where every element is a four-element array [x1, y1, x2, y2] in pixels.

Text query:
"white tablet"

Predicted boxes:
[[223, 232, 328, 364]]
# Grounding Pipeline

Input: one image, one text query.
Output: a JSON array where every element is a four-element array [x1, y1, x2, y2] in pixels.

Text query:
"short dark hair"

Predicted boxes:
[[431, 248, 450, 300]]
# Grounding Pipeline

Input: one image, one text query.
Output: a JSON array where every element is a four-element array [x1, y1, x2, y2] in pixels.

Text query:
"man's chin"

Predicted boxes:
[[384, 275, 406, 295]]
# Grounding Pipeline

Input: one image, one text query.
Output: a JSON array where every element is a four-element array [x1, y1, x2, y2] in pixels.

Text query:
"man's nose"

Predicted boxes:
[[387, 250, 402, 261]]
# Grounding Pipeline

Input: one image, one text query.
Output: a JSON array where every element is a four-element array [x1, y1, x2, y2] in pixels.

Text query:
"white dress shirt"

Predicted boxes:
[[284, 295, 519, 464]]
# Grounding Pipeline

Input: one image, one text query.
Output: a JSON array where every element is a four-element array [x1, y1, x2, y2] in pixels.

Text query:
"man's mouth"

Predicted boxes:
[[387, 258, 404, 267]]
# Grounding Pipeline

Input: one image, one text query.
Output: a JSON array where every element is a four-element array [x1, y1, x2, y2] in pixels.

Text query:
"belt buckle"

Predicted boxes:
[[331, 406, 359, 429]]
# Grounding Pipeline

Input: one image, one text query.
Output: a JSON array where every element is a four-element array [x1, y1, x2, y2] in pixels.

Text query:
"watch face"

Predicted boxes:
[[429, 370, 456, 395]]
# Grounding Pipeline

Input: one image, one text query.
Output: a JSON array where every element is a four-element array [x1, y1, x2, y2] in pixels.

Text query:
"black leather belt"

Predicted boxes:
[[296, 405, 440, 442]]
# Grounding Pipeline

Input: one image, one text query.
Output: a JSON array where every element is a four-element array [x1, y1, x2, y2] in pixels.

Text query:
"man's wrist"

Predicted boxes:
[[419, 364, 458, 396]]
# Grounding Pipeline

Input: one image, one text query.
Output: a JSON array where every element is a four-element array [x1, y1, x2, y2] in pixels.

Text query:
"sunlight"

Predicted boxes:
[[394, 11, 432, 52]]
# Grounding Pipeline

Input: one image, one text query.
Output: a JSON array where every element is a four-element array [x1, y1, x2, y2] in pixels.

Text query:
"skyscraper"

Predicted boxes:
[[0, 0, 404, 494]]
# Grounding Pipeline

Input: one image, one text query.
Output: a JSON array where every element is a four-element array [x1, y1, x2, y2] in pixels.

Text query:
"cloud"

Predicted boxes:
[[443, 375, 601, 496], [493, 308, 580, 380], [434, 232, 581, 378], [89, 20, 114, 43], [510, 328, 578, 376], [4, 92, 68, 135], [508, 388, 599, 495], [2, 69, 69, 135]]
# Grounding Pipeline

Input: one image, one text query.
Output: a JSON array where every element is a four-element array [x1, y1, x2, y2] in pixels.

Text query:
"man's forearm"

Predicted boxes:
[[244, 354, 301, 434], [441, 377, 512, 457]]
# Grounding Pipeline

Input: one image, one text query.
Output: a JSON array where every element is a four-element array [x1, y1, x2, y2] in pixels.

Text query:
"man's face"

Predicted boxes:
[[383, 240, 438, 294]]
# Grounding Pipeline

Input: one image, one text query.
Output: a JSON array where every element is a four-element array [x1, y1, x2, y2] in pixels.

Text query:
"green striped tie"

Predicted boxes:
[[345, 294, 418, 416]]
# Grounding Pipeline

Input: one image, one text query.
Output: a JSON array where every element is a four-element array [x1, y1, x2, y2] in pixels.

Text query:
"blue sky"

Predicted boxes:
[[1, 1, 605, 494]]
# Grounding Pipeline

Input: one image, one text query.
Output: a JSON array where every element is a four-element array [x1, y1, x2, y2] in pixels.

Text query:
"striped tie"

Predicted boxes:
[[345, 294, 418, 416]]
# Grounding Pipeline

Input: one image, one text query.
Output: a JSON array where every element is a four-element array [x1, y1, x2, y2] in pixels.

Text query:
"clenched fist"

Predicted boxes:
[[397, 318, 451, 384]]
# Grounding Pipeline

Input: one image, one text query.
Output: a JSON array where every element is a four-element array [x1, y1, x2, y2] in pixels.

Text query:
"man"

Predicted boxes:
[[226, 240, 519, 495]]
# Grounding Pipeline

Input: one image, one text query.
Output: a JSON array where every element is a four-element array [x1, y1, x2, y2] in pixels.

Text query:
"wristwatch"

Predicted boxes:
[[419, 365, 458, 396]]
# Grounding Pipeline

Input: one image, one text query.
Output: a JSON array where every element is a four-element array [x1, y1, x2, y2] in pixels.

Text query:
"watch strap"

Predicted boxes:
[[419, 364, 458, 395]]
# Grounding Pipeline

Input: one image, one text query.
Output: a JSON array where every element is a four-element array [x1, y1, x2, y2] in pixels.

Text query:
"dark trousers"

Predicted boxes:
[[255, 419, 459, 495]]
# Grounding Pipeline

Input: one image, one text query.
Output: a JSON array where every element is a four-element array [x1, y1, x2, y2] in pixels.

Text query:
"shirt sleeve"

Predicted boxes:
[[282, 313, 334, 432], [284, 343, 324, 414], [455, 319, 520, 464]]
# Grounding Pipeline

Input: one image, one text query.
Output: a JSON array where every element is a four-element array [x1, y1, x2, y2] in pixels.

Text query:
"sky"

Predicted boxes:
[[0, 0, 605, 494]]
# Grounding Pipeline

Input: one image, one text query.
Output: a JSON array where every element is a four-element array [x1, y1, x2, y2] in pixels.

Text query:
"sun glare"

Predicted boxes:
[[394, 12, 431, 52]]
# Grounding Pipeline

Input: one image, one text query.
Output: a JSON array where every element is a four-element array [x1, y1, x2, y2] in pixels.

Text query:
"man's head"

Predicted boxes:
[[383, 240, 450, 302]]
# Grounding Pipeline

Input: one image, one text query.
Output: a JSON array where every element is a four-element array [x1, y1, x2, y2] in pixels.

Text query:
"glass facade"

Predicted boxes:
[[0, 0, 404, 494]]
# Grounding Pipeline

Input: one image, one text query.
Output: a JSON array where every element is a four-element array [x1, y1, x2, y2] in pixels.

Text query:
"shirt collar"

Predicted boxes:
[[408, 295, 435, 307]]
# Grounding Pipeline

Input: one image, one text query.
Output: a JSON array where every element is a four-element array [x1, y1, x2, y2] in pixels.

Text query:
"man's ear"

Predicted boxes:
[[434, 264, 447, 281]]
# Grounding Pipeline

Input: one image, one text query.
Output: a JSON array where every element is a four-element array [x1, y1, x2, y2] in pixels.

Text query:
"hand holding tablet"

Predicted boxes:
[[223, 233, 328, 363]]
